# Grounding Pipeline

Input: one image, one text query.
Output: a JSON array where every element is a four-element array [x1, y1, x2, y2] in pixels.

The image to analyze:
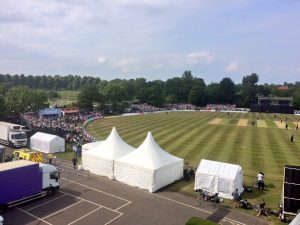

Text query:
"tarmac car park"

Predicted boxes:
[[1, 146, 267, 225]]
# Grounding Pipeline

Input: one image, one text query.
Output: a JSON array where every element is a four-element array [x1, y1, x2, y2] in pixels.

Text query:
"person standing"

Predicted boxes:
[[232, 188, 240, 208], [291, 133, 294, 142], [47, 154, 53, 164], [257, 171, 264, 190], [72, 145, 77, 156], [72, 157, 77, 169]]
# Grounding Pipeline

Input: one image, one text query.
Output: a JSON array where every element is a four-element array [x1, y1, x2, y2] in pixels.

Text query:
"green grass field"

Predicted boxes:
[[86, 111, 300, 212], [48, 90, 79, 106]]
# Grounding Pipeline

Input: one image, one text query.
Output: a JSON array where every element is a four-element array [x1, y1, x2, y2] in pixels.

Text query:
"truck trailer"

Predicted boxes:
[[0, 160, 60, 212], [0, 122, 28, 148]]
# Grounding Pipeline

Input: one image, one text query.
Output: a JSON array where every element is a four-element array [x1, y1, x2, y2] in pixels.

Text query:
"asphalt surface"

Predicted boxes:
[[1, 147, 269, 225]]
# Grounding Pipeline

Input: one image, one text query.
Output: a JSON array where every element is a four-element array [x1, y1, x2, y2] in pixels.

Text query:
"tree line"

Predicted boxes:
[[0, 71, 300, 117]]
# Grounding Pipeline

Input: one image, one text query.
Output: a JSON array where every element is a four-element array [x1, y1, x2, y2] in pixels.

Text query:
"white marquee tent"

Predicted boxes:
[[194, 159, 244, 199], [82, 141, 102, 152], [289, 213, 300, 225], [114, 132, 184, 192], [30, 132, 65, 153], [82, 127, 135, 179]]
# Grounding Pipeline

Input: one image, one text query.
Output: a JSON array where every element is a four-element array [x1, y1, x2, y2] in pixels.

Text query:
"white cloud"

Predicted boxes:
[[97, 56, 108, 64], [115, 58, 134, 67], [225, 62, 239, 72], [186, 51, 215, 64]]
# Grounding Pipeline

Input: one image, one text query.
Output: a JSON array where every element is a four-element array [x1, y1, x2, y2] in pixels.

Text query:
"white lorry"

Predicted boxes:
[[0, 160, 60, 213], [0, 122, 28, 148]]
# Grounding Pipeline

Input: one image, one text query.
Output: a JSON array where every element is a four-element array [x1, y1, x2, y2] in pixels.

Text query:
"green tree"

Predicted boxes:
[[219, 77, 235, 104], [188, 85, 206, 106], [78, 85, 103, 111], [0, 95, 7, 118], [5, 86, 48, 115], [240, 73, 259, 107], [206, 83, 221, 104], [137, 80, 165, 106], [103, 82, 128, 103]]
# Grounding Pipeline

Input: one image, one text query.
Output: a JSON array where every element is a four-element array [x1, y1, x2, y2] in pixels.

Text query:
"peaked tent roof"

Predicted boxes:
[[116, 132, 183, 170], [87, 127, 135, 159], [196, 159, 241, 179], [31, 132, 59, 142]]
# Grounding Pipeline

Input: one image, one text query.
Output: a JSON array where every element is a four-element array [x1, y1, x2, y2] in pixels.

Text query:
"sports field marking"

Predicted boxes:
[[26, 194, 67, 211], [154, 194, 246, 225], [42, 200, 83, 220], [16, 207, 52, 225], [237, 119, 248, 127], [274, 121, 285, 129], [257, 120, 267, 128], [208, 118, 223, 124]]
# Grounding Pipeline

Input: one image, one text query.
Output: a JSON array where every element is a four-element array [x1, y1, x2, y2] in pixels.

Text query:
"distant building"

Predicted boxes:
[[276, 85, 289, 91]]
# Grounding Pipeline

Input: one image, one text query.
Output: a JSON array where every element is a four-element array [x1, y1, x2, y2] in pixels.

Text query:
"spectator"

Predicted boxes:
[[257, 171, 264, 190], [47, 154, 53, 164], [256, 199, 269, 217], [232, 188, 240, 208], [72, 157, 77, 169]]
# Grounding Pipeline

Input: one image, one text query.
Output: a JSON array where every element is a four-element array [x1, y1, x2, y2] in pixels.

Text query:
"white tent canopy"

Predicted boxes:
[[82, 141, 102, 152], [30, 132, 65, 153], [289, 213, 300, 225], [194, 159, 244, 199], [82, 127, 135, 179], [114, 132, 184, 192]]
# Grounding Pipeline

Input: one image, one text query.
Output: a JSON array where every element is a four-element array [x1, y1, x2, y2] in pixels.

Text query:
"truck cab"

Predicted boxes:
[[9, 131, 27, 148], [40, 163, 60, 195]]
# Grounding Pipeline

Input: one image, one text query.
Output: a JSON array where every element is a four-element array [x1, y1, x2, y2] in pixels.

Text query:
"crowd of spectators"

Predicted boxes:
[[131, 103, 240, 113], [131, 103, 197, 113], [164, 103, 197, 111], [200, 104, 237, 111], [64, 112, 102, 124], [22, 112, 101, 145]]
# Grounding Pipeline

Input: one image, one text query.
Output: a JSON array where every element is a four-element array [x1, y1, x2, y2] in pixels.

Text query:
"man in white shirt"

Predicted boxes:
[[257, 171, 264, 190]]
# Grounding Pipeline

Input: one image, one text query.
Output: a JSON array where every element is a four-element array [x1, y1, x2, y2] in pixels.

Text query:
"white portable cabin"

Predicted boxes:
[[30, 132, 65, 153], [114, 132, 184, 192], [194, 159, 244, 199], [82, 127, 135, 179]]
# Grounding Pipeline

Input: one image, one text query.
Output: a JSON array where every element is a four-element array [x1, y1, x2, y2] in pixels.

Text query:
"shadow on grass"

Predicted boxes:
[[242, 182, 276, 200]]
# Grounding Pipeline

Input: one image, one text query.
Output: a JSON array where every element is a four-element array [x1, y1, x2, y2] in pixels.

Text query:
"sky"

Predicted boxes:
[[0, 0, 300, 84]]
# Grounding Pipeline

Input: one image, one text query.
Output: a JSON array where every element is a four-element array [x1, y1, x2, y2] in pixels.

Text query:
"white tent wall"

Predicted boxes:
[[31, 138, 48, 153], [81, 127, 135, 179], [194, 159, 243, 199], [289, 213, 300, 225], [50, 137, 65, 152], [114, 162, 153, 191], [154, 161, 184, 192], [82, 141, 102, 152], [82, 153, 114, 179], [30, 132, 65, 153], [114, 132, 184, 192]]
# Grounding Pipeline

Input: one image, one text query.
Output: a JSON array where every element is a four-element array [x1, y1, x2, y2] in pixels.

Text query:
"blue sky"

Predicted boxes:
[[0, 0, 299, 84]]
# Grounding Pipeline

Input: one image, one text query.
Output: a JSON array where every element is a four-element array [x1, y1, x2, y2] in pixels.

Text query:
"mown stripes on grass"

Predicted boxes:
[[87, 111, 300, 209]]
